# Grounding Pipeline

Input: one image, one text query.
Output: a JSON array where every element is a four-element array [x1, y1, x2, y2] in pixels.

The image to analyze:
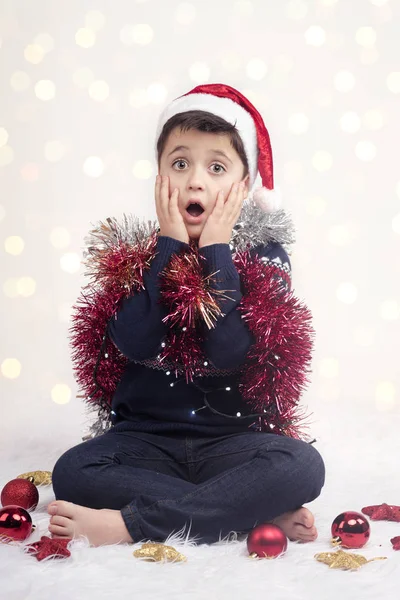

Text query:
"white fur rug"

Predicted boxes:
[[2, 416, 399, 600]]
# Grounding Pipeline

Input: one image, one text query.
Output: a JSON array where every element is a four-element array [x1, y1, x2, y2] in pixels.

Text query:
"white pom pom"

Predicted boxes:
[[252, 186, 282, 213]]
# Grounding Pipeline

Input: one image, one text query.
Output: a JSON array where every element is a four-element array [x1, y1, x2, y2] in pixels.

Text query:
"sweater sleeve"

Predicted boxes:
[[107, 236, 189, 360], [198, 241, 292, 370]]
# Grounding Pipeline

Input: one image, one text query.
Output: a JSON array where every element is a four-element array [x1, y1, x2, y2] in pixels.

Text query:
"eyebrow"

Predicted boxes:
[[167, 145, 233, 164]]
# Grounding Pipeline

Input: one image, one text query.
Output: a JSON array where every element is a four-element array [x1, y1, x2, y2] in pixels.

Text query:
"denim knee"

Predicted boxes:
[[52, 446, 80, 500]]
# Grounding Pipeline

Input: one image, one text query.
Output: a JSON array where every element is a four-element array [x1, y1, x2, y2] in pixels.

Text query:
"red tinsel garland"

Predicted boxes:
[[70, 235, 314, 440]]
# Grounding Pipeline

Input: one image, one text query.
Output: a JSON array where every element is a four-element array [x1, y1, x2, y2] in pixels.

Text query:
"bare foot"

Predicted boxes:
[[272, 507, 318, 543], [47, 501, 134, 547]]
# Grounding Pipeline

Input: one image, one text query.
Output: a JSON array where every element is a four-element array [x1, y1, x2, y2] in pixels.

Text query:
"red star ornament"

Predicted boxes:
[[391, 536, 400, 551], [361, 503, 400, 522], [25, 535, 72, 561]]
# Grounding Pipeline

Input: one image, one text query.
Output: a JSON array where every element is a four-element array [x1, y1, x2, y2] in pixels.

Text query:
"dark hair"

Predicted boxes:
[[156, 110, 249, 177]]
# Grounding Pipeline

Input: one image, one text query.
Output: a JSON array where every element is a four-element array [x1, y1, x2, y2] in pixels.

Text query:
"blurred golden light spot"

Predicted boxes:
[[75, 28, 96, 48], [60, 253, 81, 274], [0, 146, 15, 166], [88, 80, 110, 102], [175, 3, 197, 24], [287, 112, 309, 134], [45, 140, 66, 162], [17, 277, 36, 297], [336, 282, 358, 304], [189, 62, 211, 83], [72, 67, 95, 88], [246, 58, 268, 81], [234, 1, 254, 16], [306, 196, 327, 217], [132, 24, 154, 45], [319, 358, 339, 378], [0, 127, 9, 147], [83, 156, 104, 178], [312, 151, 333, 172], [355, 26, 377, 47], [3, 279, 19, 298], [353, 326, 375, 347], [286, 0, 308, 20], [51, 383, 72, 405], [305, 25, 326, 46], [283, 160, 304, 184], [334, 70, 356, 92], [129, 88, 149, 108], [10, 71, 31, 91], [340, 111, 361, 133], [21, 163, 39, 181], [363, 109, 383, 130], [355, 140, 377, 161], [33, 33, 55, 53], [50, 227, 71, 249], [380, 299, 400, 320], [147, 83, 168, 104], [24, 44, 45, 64], [375, 381, 396, 412], [120, 24, 153, 45], [392, 213, 400, 235], [386, 72, 400, 94], [85, 10, 106, 31], [133, 160, 153, 179], [34, 79, 56, 101], [1, 358, 21, 379], [5, 236, 24, 255]]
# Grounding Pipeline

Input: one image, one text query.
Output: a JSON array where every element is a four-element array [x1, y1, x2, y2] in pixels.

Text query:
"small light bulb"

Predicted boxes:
[[236, 412, 241, 417], [182, 327, 187, 331], [170, 383, 174, 387], [104, 353, 109, 358], [166, 371, 171, 376], [226, 387, 231, 391], [204, 361, 208, 366], [161, 342, 166, 348]]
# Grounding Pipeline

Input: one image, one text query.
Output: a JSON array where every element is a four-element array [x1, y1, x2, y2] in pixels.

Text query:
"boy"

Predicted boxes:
[[48, 84, 325, 547]]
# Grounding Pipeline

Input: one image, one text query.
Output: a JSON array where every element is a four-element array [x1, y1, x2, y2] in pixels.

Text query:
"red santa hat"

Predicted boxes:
[[155, 83, 281, 213]]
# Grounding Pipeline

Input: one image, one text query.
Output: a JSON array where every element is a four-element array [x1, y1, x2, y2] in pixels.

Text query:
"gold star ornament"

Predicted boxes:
[[133, 542, 187, 563], [315, 549, 387, 571], [16, 471, 52, 486]]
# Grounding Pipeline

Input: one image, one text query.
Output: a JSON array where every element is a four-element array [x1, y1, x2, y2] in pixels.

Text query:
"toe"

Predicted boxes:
[[49, 500, 75, 518], [50, 515, 70, 528], [297, 508, 314, 528], [49, 523, 69, 536]]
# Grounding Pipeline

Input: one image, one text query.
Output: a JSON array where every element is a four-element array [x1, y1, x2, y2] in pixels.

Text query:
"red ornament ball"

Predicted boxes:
[[0, 505, 33, 542], [331, 511, 370, 549], [1, 478, 39, 511], [247, 523, 288, 558]]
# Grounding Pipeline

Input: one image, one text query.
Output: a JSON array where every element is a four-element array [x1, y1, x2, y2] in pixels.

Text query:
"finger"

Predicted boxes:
[[225, 182, 240, 218], [169, 187, 180, 217], [159, 175, 170, 213], [155, 174, 161, 210], [212, 190, 225, 216]]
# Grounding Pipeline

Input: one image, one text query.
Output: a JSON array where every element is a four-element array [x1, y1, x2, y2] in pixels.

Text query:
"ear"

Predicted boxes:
[[242, 174, 250, 199]]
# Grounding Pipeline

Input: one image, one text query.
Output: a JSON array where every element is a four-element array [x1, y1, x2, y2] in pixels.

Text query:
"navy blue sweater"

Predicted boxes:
[[107, 236, 291, 436]]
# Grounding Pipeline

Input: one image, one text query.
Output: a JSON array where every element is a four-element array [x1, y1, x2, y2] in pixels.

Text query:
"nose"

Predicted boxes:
[[186, 165, 205, 191]]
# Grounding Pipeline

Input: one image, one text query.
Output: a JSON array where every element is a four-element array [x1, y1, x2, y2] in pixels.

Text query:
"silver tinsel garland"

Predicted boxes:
[[78, 202, 296, 440]]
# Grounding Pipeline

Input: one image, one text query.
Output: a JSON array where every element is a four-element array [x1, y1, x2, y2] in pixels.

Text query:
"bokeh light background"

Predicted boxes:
[[1, 0, 399, 444]]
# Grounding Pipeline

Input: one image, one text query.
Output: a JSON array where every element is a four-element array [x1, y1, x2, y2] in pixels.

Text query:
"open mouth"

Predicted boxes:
[[186, 203, 205, 217]]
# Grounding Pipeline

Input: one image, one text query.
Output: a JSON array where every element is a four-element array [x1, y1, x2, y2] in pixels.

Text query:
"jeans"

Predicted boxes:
[[52, 422, 325, 545]]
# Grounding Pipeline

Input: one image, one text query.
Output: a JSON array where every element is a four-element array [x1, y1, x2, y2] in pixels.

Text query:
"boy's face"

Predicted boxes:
[[158, 127, 249, 241]]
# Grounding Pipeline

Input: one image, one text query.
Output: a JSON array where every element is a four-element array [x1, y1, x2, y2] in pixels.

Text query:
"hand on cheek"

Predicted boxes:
[[198, 181, 246, 249]]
